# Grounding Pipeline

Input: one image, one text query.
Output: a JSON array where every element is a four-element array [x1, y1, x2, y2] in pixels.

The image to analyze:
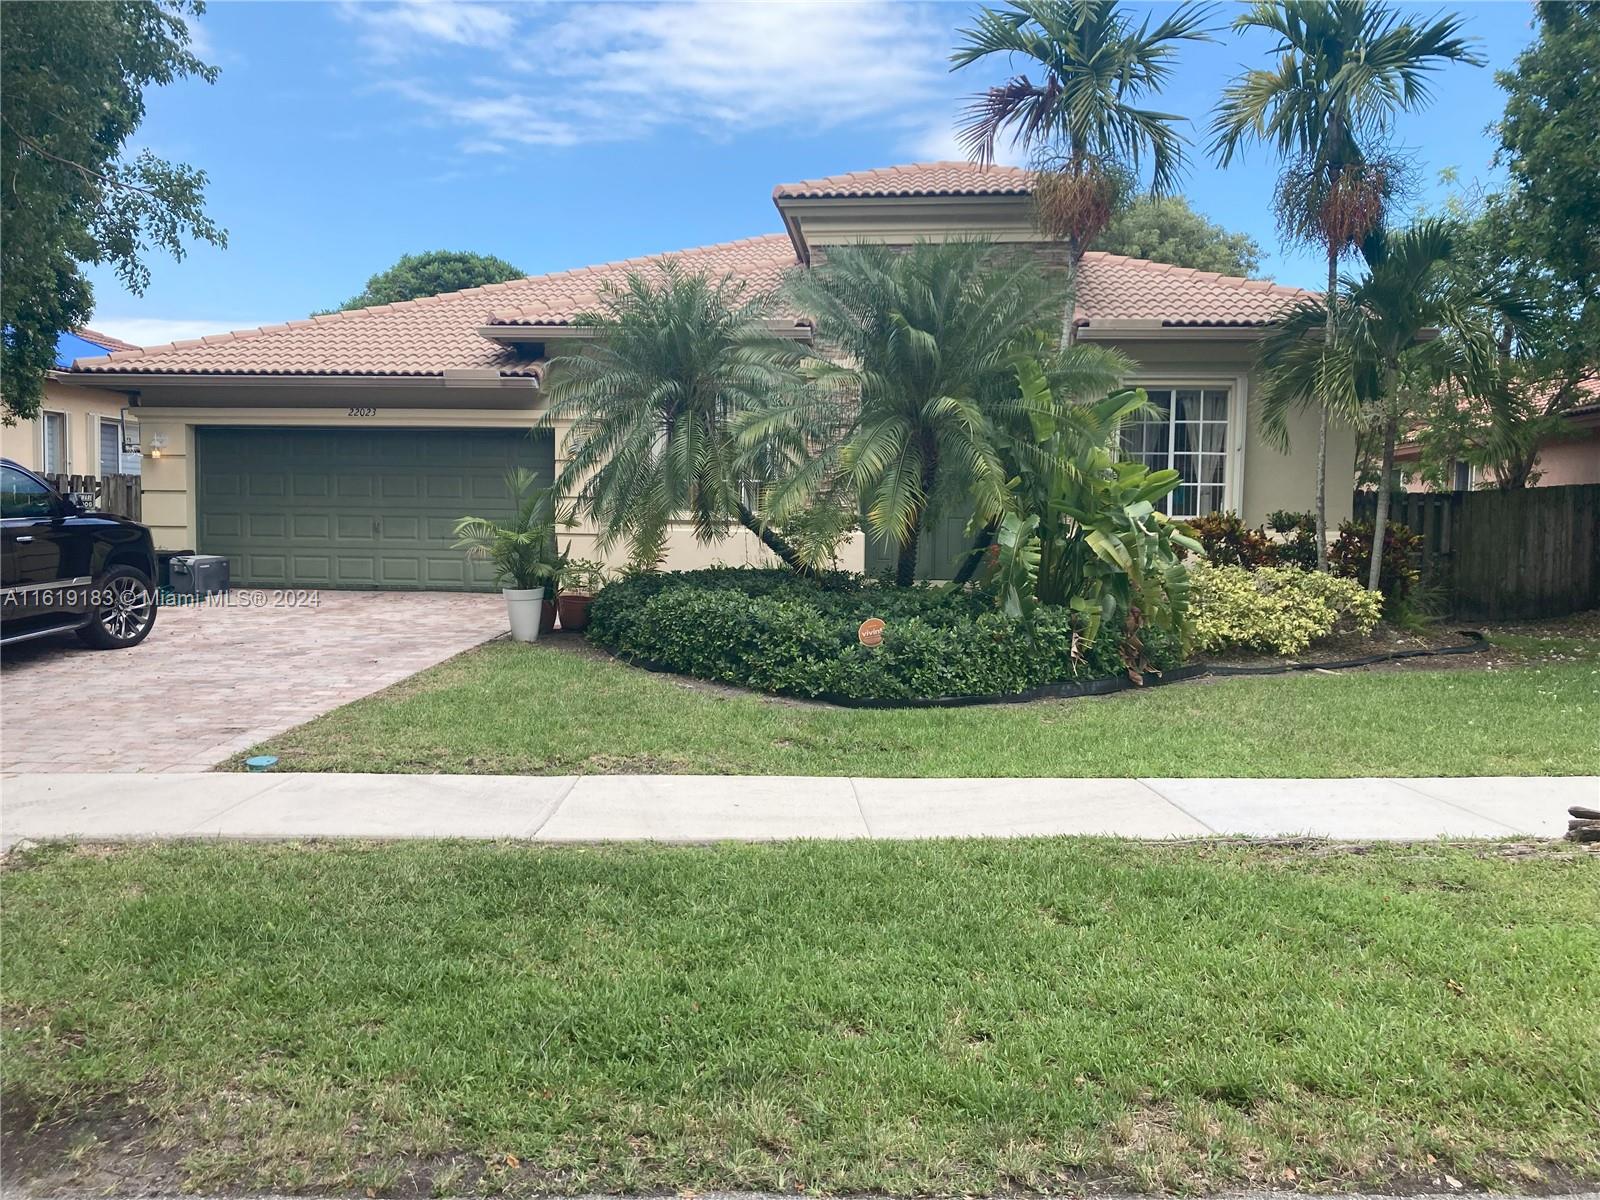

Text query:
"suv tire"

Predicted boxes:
[[77, 564, 158, 650]]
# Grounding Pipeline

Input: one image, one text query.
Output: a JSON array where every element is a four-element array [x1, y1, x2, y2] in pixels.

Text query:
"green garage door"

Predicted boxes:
[[196, 426, 553, 590]]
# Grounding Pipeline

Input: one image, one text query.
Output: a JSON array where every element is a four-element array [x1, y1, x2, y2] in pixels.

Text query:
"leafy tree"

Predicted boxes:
[[1409, 184, 1597, 490], [1259, 220, 1472, 590], [540, 264, 811, 573], [1096, 195, 1262, 275], [1, 0, 224, 422], [335, 250, 526, 311], [1210, 0, 1480, 568], [774, 241, 1058, 586], [1495, 2, 1600, 333], [951, 0, 1215, 343]]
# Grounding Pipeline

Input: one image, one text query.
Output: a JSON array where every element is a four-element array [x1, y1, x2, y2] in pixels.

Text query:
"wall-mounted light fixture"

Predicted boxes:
[[148, 432, 169, 459]]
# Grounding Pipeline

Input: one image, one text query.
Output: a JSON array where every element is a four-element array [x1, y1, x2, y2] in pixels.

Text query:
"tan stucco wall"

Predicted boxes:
[[122, 400, 870, 574], [1092, 335, 1358, 528], [0, 378, 139, 475], [71, 339, 1352, 572]]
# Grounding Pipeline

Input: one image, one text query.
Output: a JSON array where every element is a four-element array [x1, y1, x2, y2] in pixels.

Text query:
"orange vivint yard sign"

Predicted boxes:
[[857, 618, 885, 647]]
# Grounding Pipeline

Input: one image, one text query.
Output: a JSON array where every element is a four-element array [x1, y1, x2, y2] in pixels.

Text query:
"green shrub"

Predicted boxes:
[[1329, 519, 1422, 605], [1190, 562, 1383, 657], [587, 567, 1185, 702], [1185, 512, 1277, 568]]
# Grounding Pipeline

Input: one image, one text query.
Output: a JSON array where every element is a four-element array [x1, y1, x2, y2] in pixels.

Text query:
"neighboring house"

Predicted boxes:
[[1396, 379, 1600, 492], [58, 162, 1352, 589], [1, 328, 143, 478]]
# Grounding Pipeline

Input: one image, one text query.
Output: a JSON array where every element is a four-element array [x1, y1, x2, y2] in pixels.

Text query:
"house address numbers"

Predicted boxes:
[[347, 406, 377, 417]]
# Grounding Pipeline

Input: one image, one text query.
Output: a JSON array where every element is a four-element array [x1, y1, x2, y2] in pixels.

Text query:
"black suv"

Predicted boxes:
[[1, 459, 158, 649]]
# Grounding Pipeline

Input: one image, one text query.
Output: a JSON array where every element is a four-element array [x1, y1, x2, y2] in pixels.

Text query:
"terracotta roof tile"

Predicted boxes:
[[774, 161, 1034, 199], [1074, 251, 1312, 326], [73, 326, 140, 352], [66, 178, 1313, 378], [69, 234, 801, 377]]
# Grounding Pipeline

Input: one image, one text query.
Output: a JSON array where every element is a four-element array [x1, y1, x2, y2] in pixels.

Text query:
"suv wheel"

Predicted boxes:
[[78, 565, 158, 650]]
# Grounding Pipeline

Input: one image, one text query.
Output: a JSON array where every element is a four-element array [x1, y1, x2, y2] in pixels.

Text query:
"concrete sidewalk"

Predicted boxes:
[[3, 773, 1594, 846]]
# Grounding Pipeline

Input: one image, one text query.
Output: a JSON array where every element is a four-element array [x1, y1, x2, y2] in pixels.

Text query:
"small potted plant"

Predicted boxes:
[[556, 554, 610, 633], [453, 469, 561, 643]]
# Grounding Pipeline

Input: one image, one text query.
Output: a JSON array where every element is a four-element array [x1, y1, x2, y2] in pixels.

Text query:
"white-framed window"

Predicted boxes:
[[1119, 385, 1232, 518], [40, 410, 67, 475], [95, 415, 141, 476]]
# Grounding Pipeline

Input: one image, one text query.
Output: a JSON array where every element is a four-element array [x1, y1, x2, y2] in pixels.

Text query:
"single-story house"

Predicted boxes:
[[55, 162, 1353, 588], [1397, 379, 1600, 491], [2, 328, 144, 478]]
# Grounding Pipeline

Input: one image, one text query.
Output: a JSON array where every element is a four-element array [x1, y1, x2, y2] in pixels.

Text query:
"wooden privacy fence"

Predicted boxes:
[[44, 473, 142, 521], [1355, 484, 1600, 620]]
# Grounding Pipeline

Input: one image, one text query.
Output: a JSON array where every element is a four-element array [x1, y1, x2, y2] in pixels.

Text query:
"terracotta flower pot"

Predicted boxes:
[[558, 593, 594, 633], [540, 598, 558, 635]]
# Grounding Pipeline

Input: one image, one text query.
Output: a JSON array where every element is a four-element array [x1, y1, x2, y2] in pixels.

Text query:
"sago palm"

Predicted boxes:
[[951, 0, 1215, 342], [1210, 0, 1481, 568], [771, 240, 1058, 586], [1259, 219, 1478, 590], [540, 264, 809, 572]]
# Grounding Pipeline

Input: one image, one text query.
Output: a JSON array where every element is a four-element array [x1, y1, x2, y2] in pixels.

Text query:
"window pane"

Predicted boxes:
[[1173, 421, 1198, 454], [1145, 421, 1169, 457], [1201, 424, 1226, 452], [1143, 389, 1172, 416], [1170, 484, 1198, 516], [1176, 389, 1204, 422], [1201, 453, 1227, 484], [1173, 453, 1199, 483], [0, 467, 54, 518], [1203, 390, 1229, 421], [1197, 485, 1225, 515], [100, 420, 122, 475], [42, 413, 64, 474]]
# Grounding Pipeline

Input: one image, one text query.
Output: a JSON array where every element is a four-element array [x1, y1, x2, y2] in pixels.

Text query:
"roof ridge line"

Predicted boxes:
[[75, 231, 798, 367]]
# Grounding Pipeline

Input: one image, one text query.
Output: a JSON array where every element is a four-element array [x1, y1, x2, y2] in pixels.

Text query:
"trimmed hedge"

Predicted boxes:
[[586, 568, 1185, 702]]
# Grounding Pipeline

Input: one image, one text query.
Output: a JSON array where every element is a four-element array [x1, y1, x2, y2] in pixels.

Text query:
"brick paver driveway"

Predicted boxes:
[[1, 591, 507, 773]]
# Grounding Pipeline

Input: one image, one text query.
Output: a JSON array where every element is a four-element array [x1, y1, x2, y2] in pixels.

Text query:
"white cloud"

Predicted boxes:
[[339, 0, 517, 60], [346, 1, 950, 152], [85, 317, 275, 348], [902, 116, 1032, 168]]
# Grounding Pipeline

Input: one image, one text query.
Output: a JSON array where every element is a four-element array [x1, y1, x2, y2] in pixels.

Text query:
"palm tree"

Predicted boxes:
[[771, 240, 1058, 586], [951, 0, 1215, 343], [1259, 219, 1476, 590], [539, 263, 810, 572], [1210, 0, 1481, 569]]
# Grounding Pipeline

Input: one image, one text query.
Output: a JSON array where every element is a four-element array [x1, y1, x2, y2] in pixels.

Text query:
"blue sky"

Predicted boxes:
[[86, 0, 1540, 347]]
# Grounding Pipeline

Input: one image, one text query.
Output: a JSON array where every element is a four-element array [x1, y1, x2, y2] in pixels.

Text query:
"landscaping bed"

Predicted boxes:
[[586, 567, 1188, 704], [4, 838, 1597, 1196]]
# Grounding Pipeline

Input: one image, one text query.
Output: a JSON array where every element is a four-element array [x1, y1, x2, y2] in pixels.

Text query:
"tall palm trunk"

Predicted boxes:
[[1060, 240, 1082, 348], [894, 439, 940, 587], [1367, 364, 1399, 592], [1314, 243, 1337, 572]]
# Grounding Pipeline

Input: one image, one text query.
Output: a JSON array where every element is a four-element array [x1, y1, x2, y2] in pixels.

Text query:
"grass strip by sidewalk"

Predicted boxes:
[[3, 839, 1597, 1195], [233, 639, 1600, 777]]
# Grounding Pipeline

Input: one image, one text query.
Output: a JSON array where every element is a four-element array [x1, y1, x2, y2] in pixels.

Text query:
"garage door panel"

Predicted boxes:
[[197, 427, 552, 590], [292, 514, 330, 540]]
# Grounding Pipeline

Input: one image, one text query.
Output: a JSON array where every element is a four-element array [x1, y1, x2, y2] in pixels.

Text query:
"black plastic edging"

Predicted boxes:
[[601, 632, 1488, 710]]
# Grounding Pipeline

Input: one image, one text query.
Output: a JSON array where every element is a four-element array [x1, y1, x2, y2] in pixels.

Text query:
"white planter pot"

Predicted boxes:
[[503, 586, 545, 642]]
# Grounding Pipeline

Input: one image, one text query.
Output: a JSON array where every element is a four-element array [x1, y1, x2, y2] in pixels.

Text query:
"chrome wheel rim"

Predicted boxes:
[[101, 577, 153, 640]]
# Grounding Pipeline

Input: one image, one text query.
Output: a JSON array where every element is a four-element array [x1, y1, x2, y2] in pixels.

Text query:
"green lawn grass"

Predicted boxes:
[[233, 638, 1600, 777], [3, 839, 1596, 1195]]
